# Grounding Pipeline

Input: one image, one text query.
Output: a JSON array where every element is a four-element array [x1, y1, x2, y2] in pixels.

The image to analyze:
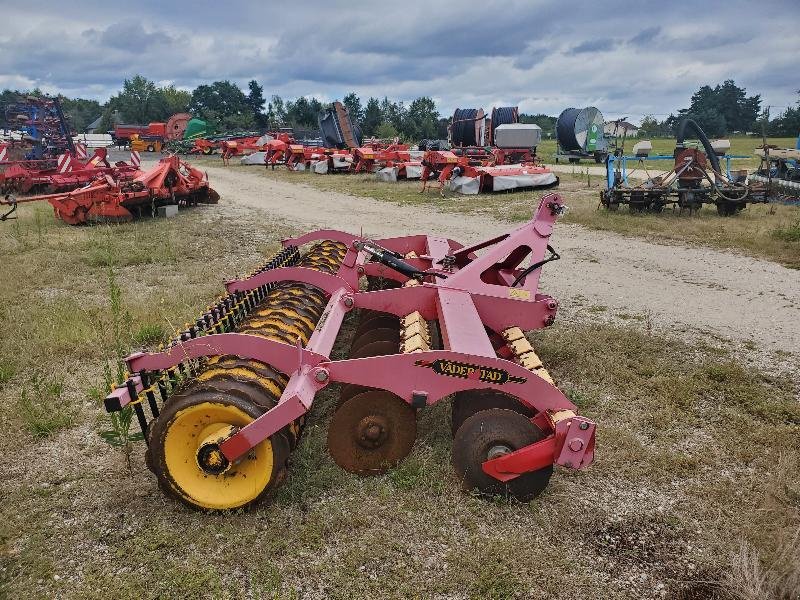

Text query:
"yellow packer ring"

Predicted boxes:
[[157, 399, 275, 510]]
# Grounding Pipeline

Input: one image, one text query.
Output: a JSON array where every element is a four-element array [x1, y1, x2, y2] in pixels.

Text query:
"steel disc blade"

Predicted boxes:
[[450, 389, 535, 437], [327, 390, 416, 475], [452, 408, 552, 502], [349, 339, 397, 360], [350, 327, 400, 355], [354, 314, 399, 340]]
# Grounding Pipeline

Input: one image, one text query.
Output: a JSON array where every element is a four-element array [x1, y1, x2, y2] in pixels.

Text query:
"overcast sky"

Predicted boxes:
[[2, 1, 798, 123]]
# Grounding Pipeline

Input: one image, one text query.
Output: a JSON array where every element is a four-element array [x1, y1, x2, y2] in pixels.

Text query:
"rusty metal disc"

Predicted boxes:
[[450, 389, 534, 436], [451, 408, 552, 502], [327, 390, 416, 475], [338, 383, 369, 407], [350, 327, 400, 355], [349, 339, 397, 360], [354, 314, 399, 340]]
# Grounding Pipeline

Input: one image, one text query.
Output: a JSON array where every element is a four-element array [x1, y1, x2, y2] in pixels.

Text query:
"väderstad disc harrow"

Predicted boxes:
[[106, 192, 595, 510]]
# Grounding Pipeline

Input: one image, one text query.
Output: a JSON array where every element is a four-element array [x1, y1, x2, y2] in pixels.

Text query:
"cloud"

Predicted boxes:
[[568, 38, 617, 54], [629, 27, 661, 46], [1, 0, 797, 124]]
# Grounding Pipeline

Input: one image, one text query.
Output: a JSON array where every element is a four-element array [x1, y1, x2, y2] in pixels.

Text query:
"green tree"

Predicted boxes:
[[519, 113, 557, 138], [309, 98, 324, 120], [362, 97, 382, 136], [58, 96, 102, 132], [637, 114, 669, 137], [160, 85, 191, 116], [768, 92, 800, 137], [285, 97, 318, 128], [267, 95, 286, 127], [670, 80, 761, 135], [380, 97, 406, 134], [375, 122, 399, 139], [403, 96, 439, 140], [189, 80, 255, 132], [342, 92, 364, 123], [106, 75, 168, 124], [247, 80, 267, 129]]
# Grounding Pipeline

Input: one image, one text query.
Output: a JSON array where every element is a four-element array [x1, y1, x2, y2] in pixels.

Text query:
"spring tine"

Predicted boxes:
[[125, 379, 149, 439], [141, 372, 160, 418]]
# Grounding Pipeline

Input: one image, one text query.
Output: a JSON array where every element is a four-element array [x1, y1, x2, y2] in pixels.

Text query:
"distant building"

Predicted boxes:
[[604, 121, 639, 137], [85, 110, 124, 133]]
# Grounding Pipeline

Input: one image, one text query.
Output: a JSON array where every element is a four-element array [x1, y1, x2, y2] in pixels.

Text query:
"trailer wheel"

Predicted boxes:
[[146, 391, 288, 511], [452, 409, 553, 502], [146, 144, 155, 152]]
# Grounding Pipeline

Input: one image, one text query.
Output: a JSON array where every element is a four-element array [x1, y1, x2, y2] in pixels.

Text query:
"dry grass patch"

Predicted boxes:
[[0, 199, 798, 599]]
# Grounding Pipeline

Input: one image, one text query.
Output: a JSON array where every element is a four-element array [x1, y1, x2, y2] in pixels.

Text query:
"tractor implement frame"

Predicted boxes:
[[108, 193, 595, 495]]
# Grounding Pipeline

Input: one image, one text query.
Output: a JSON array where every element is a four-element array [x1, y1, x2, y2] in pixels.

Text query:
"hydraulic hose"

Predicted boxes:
[[675, 118, 721, 174]]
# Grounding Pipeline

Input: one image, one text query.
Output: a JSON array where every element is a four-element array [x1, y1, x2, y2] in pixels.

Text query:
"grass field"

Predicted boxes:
[[535, 135, 797, 170], [208, 161, 800, 269], [1, 199, 798, 598]]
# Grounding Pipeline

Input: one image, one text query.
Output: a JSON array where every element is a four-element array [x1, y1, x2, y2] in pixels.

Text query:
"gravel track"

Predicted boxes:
[[203, 164, 799, 366]]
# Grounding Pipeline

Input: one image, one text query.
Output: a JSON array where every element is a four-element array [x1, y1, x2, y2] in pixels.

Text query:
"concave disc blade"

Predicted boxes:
[[327, 390, 416, 475]]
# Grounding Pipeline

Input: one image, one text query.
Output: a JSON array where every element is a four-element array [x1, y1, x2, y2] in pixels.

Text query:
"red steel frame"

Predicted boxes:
[[111, 193, 595, 483]]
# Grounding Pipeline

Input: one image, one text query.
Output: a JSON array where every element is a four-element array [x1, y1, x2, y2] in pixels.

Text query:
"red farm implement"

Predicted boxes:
[[104, 193, 595, 511], [1, 155, 218, 224], [420, 150, 558, 196], [0, 147, 138, 194]]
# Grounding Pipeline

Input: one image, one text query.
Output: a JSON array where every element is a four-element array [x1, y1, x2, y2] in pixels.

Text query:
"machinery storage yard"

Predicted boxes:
[[1, 3, 800, 599]]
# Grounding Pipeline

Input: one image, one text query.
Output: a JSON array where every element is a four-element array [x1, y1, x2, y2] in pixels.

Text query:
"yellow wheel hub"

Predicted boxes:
[[163, 402, 274, 510]]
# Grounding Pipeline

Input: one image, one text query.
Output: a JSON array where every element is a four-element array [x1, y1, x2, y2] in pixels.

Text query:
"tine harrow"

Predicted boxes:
[[106, 192, 595, 511]]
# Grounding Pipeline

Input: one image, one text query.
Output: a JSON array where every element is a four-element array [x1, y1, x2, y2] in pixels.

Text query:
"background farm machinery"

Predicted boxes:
[[1, 155, 218, 224], [750, 134, 800, 202], [104, 193, 594, 511], [420, 148, 558, 196], [601, 119, 768, 215], [555, 107, 608, 164], [0, 145, 139, 194], [2, 95, 74, 159]]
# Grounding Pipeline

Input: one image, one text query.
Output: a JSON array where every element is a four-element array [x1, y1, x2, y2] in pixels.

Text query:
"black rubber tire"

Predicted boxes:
[[452, 409, 553, 502], [146, 390, 289, 511], [147, 145, 155, 152], [450, 389, 535, 437]]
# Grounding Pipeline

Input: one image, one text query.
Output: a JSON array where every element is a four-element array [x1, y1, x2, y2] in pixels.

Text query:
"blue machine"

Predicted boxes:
[[3, 96, 73, 160], [606, 152, 747, 189]]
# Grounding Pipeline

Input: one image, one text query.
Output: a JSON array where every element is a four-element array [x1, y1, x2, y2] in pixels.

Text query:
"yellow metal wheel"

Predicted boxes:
[[148, 392, 286, 510]]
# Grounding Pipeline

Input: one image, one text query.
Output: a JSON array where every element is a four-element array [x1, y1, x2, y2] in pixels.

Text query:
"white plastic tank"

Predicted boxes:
[[494, 124, 542, 149]]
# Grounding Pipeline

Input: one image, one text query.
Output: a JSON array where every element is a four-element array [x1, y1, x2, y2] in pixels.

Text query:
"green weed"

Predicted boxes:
[[133, 322, 165, 347], [17, 372, 73, 437], [771, 219, 800, 242]]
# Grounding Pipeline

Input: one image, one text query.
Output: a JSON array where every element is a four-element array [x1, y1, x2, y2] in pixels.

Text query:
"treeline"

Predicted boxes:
[[638, 80, 799, 138], [0, 75, 558, 141], [2, 76, 798, 140]]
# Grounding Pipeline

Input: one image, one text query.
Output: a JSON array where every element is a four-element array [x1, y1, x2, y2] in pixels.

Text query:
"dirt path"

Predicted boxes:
[[205, 165, 799, 364]]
